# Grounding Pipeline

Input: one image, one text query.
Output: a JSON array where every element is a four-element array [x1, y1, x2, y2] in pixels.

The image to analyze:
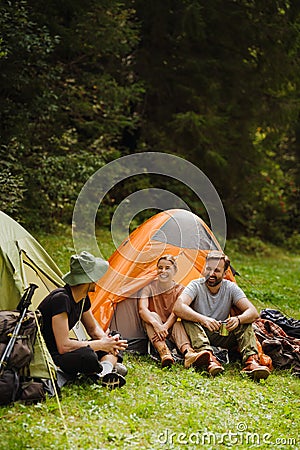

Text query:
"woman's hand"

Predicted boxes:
[[152, 321, 169, 341]]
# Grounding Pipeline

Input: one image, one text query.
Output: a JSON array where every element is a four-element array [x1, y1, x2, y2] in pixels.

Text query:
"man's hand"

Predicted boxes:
[[224, 316, 240, 332], [201, 316, 220, 332]]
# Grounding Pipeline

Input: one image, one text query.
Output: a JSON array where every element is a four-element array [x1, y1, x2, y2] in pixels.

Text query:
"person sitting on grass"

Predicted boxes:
[[173, 250, 271, 381], [138, 254, 211, 369], [38, 251, 128, 389]]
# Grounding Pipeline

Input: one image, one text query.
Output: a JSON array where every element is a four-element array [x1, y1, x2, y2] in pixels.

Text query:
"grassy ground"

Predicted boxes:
[[0, 229, 299, 450]]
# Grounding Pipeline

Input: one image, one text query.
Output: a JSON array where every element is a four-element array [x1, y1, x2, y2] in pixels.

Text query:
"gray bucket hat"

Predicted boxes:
[[62, 251, 109, 286]]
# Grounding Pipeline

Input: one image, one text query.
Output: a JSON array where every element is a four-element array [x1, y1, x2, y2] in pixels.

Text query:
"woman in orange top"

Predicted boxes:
[[139, 254, 209, 369]]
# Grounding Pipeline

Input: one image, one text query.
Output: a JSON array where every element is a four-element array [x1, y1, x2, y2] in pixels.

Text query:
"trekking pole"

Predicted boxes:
[[0, 283, 38, 376]]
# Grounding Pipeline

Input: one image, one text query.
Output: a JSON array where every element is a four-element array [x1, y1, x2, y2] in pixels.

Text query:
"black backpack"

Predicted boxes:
[[260, 309, 300, 339]]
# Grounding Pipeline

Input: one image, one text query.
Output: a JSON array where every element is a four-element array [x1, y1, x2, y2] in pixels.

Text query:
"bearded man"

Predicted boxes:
[[173, 251, 270, 381]]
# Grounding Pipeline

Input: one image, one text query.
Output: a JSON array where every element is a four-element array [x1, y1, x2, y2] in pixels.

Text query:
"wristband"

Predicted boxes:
[[237, 316, 241, 325]]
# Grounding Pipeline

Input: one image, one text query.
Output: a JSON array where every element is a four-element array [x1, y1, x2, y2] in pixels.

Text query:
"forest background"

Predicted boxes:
[[1, 0, 300, 247]]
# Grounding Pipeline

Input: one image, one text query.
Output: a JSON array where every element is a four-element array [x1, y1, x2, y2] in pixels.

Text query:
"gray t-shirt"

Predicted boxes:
[[183, 278, 246, 321]]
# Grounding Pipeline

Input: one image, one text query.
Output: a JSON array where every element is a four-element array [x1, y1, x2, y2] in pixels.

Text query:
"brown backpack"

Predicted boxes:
[[0, 310, 45, 405]]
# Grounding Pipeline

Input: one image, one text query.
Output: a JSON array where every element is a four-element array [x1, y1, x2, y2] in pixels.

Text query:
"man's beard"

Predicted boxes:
[[206, 276, 222, 287]]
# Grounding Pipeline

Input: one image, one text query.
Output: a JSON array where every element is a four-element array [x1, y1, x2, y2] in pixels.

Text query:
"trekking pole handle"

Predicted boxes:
[[0, 283, 39, 375], [17, 283, 39, 313]]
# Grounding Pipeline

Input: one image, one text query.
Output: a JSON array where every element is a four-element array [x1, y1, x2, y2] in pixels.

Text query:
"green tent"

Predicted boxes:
[[0, 211, 64, 378], [0, 211, 63, 310]]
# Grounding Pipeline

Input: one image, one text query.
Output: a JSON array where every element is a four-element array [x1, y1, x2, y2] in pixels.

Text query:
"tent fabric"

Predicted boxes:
[[0, 211, 64, 378], [90, 209, 235, 334], [151, 208, 218, 249], [0, 211, 64, 311]]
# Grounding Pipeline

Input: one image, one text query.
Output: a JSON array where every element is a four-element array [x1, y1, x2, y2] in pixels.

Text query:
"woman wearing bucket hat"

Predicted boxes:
[[38, 251, 128, 389]]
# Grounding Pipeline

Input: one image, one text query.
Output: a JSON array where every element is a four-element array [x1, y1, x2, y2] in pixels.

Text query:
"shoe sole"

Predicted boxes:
[[184, 351, 211, 369], [241, 368, 270, 381], [161, 357, 174, 368], [192, 352, 211, 369], [208, 366, 224, 377], [101, 373, 126, 389]]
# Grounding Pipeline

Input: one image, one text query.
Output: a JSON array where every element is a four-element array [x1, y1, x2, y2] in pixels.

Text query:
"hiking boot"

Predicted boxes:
[[161, 353, 175, 368], [207, 353, 224, 377], [184, 350, 211, 369], [241, 355, 270, 381], [101, 372, 126, 389], [154, 342, 175, 368]]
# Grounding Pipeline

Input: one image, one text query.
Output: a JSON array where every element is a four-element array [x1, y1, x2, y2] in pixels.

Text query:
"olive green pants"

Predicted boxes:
[[182, 321, 258, 364]]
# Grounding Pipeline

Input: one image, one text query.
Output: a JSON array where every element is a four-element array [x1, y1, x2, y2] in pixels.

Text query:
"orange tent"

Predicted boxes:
[[90, 209, 235, 337]]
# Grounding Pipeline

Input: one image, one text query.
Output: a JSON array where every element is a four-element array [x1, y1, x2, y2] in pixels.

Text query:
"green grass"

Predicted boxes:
[[225, 242, 300, 320], [0, 358, 299, 449], [0, 230, 299, 449], [36, 226, 116, 274]]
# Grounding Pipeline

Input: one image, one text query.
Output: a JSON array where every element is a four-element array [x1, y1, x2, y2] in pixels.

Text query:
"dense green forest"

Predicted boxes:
[[1, 0, 300, 245]]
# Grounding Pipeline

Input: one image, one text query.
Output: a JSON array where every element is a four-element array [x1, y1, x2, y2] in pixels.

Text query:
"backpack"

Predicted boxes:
[[0, 310, 45, 405]]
